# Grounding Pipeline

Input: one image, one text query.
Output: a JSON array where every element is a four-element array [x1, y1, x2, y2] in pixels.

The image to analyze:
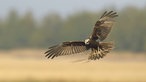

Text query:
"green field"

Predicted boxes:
[[0, 50, 146, 82]]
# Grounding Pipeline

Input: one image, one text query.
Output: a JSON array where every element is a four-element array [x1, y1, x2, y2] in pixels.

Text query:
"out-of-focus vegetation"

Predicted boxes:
[[0, 49, 146, 82], [0, 50, 146, 82], [0, 6, 146, 52]]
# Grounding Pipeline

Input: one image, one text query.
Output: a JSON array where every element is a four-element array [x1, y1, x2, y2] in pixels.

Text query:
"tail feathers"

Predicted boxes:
[[88, 42, 114, 60]]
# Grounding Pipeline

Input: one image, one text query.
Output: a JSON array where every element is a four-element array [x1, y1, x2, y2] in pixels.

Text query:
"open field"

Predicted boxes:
[[0, 49, 146, 82]]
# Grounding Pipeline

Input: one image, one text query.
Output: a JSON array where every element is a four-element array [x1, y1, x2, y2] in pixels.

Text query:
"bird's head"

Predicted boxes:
[[85, 39, 90, 45]]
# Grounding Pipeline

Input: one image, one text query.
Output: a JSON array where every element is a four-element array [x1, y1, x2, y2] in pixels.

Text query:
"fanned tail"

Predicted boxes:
[[88, 42, 114, 60]]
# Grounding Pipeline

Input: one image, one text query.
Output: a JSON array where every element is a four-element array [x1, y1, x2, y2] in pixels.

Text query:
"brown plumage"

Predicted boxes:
[[45, 11, 118, 60], [91, 11, 118, 41], [45, 41, 89, 59]]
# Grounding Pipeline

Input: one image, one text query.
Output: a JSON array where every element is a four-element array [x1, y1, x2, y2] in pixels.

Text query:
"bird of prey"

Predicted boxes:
[[45, 11, 118, 60]]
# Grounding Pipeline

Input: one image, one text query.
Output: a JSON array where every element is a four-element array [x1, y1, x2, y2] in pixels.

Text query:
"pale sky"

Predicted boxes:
[[0, 0, 146, 19]]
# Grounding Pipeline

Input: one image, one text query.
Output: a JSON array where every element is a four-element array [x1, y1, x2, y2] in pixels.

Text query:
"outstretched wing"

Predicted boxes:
[[45, 41, 90, 59], [91, 11, 118, 41]]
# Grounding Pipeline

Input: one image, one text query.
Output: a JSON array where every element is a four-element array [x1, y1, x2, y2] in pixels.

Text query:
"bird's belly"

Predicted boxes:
[[89, 41, 99, 48]]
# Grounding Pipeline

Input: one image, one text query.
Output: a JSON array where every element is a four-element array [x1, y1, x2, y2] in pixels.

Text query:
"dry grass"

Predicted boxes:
[[0, 49, 146, 82]]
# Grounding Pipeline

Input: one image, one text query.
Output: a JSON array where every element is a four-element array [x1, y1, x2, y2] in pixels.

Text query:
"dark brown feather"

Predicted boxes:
[[91, 11, 118, 41], [100, 11, 107, 18], [45, 41, 89, 59]]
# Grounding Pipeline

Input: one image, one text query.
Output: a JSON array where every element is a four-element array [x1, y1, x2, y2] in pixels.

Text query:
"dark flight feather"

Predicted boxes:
[[91, 11, 118, 41], [45, 41, 90, 59]]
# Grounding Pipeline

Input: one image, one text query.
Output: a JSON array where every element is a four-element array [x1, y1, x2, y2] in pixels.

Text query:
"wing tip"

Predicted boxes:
[[100, 11, 118, 18]]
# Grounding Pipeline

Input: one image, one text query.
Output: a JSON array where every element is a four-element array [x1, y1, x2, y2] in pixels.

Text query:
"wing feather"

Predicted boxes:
[[45, 41, 90, 59], [105, 11, 113, 16], [91, 11, 118, 41], [100, 11, 107, 18]]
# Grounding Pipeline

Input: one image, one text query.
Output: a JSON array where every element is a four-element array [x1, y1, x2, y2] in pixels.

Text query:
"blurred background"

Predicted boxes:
[[0, 0, 146, 82]]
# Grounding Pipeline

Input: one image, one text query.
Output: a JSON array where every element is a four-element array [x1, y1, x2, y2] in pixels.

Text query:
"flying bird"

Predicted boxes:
[[45, 11, 118, 60]]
